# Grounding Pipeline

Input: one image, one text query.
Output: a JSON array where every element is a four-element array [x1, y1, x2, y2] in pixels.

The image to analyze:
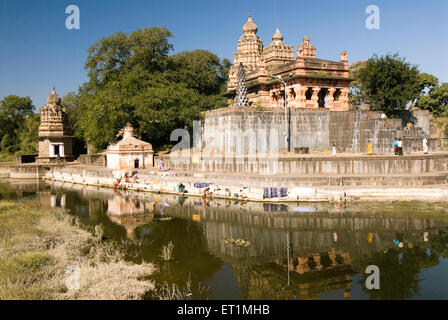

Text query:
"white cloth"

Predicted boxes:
[[423, 138, 428, 153]]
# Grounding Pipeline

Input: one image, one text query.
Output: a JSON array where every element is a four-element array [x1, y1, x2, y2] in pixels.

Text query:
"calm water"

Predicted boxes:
[[1, 179, 448, 300]]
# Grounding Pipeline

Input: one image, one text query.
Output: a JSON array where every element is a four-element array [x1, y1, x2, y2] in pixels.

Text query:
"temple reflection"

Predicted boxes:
[[2, 180, 448, 300]]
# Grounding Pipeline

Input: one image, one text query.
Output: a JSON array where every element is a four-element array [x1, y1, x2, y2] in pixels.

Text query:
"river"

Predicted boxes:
[[1, 179, 448, 300]]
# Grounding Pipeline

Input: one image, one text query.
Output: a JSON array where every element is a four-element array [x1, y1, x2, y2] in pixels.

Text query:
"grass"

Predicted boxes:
[[0, 201, 155, 300], [160, 241, 174, 261]]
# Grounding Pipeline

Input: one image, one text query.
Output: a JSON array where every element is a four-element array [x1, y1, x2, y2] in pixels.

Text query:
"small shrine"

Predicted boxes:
[[37, 88, 74, 163], [106, 123, 154, 170]]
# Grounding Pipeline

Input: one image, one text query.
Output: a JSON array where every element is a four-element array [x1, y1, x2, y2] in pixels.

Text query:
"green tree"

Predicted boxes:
[[352, 54, 420, 117], [417, 82, 448, 116], [0, 95, 35, 154], [76, 27, 229, 151]]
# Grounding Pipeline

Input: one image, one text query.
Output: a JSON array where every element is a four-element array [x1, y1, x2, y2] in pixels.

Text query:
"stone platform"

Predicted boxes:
[[160, 152, 448, 176]]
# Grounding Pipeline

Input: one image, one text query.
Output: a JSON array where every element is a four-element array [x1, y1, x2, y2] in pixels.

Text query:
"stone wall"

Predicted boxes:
[[161, 154, 448, 176], [203, 108, 433, 154]]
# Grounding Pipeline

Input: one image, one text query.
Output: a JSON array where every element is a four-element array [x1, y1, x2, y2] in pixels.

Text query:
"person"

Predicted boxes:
[[367, 140, 373, 156], [159, 159, 165, 171], [393, 138, 398, 155], [397, 138, 403, 156], [423, 137, 429, 154], [332, 144, 337, 157], [203, 187, 212, 198]]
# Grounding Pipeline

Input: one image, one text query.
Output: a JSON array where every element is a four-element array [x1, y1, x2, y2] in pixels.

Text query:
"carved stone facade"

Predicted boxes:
[[226, 15, 353, 111], [37, 89, 74, 163]]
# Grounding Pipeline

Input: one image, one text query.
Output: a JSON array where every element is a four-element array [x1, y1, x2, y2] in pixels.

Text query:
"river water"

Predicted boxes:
[[1, 179, 448, 300]]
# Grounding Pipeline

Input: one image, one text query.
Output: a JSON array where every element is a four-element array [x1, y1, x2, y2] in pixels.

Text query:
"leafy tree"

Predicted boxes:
[[349, 60, 368, 108], [17, 114, 40, 154], [417, 82, 448, 116], [0, 95, 35, 154], [351, 54, 420, 117], [76, 27, 229, 151]]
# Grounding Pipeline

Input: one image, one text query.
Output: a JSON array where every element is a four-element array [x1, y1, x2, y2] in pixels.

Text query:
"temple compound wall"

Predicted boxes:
[[202, 108, 433, 154]]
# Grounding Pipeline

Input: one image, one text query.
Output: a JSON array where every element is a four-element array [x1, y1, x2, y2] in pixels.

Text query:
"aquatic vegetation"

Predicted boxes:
[[150, 275, 211, 300], [224, 238, 252, 248], [160, 241, 174, 261], [155, 217, 173, 222]]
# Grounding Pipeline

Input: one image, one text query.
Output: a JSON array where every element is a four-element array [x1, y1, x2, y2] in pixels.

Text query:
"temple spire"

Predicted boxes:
[[235, 63, 248, 107]]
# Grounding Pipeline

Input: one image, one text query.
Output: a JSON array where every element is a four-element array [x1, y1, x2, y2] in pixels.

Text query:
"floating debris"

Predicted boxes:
[[155, 217, 173, 222], [224, 238, 252, 247]]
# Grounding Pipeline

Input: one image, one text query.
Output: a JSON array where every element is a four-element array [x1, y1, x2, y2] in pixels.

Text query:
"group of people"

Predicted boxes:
[[392, 138, 404, 156], [366, 137, 429, 157]]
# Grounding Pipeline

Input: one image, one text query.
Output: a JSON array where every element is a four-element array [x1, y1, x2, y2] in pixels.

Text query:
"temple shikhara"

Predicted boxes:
[[226, 15, 352, 110], [37, 89, 74, 163]]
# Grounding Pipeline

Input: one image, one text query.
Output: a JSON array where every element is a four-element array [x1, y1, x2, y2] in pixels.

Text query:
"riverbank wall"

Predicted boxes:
[[39, 155, 448, 202]]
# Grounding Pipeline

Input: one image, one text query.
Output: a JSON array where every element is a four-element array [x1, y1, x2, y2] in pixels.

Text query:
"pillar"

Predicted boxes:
[[327, 88, 336, 110], [329, 249, 337, 266], [295, 86, 307, 108], [313, 254, 323, 270], [311, 87, 320, 108], [296, 256, 311, 274], [49, 144, 55, 157]]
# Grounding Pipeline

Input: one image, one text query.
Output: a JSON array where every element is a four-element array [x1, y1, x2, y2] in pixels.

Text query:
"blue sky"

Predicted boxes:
[[0, 0, 447, 109]]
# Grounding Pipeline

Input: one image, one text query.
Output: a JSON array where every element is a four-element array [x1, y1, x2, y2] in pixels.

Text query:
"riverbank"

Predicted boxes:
[[0, 200, 155, 300], [39, 164, 448, 202]]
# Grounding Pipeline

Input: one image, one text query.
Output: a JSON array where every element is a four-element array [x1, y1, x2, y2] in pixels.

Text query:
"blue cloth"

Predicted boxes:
[[194, 183, 210, 188]]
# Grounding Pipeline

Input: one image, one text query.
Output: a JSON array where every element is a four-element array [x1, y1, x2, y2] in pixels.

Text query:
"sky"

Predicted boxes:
[[0, 0, 447, 109]]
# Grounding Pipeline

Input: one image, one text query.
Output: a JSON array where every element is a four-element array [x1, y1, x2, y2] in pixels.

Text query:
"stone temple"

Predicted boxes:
[[202, 15, 433, 154], [37, 89, 74, 163], [226, 15, 351, 110]]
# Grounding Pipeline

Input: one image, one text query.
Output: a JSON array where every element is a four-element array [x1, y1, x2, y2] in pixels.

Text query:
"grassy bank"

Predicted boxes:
[[0, 201, 155, 300]]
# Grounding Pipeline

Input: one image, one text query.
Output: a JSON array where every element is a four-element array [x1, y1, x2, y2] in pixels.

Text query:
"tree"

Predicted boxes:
[[76, 27, 229, 151], [0, 95, 35, 154], [352, 54, 420, 117], [417, 82, 448, 116]]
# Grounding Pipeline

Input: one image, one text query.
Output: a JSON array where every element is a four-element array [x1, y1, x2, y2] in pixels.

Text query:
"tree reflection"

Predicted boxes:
[[359, 230, 448, 299]]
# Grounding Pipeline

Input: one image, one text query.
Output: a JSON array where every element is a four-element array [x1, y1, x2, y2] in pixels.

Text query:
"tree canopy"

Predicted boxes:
[[75, 27, 230, 151], [351, 54, 421, 117], [0, 95, 38, 157]]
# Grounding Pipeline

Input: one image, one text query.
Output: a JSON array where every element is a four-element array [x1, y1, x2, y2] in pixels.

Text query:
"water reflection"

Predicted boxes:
[[1, 179, 448, 300]]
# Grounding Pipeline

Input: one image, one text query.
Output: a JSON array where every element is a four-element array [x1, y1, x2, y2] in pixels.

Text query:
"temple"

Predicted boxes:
[[37, 89, 74, 163], [226, 15, 352, 110], [106, 123, 154, 170]]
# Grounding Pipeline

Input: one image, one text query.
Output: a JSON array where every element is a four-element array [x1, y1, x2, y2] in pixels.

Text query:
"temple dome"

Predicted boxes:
[[272, 28, 283, 42], [47, 89, 61, 106], [243, 16, 258, 34]]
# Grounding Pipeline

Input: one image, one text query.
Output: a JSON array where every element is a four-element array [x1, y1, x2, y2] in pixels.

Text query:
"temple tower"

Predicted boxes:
[[37, 89, 74, 163], [227, 14, 264, 94], [263, 28, 294, 65]]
